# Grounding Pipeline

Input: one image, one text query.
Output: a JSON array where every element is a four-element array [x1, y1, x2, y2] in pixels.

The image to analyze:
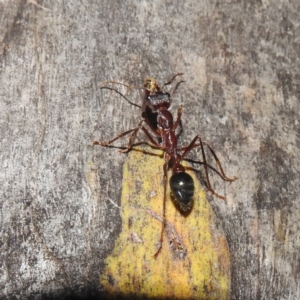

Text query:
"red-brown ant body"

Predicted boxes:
[[94, 74, 237, 258]]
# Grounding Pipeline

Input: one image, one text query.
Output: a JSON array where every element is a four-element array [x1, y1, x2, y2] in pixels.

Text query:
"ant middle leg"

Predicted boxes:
[[94, 128, 137, 147], [117, 118, 165, 153], [94, 119, 164, 153]]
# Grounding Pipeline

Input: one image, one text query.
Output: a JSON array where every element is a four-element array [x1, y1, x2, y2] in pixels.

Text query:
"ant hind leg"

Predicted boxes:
[[179, 135, 237, 200]]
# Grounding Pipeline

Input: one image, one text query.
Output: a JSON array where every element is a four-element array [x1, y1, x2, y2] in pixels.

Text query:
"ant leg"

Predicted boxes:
[[179, 138, 237, 182], [118, 119, 163, 153], [177, 136, 238, 182], [154, 155, 170, 258], [93, 119, 147, 151], [202, 142, 237, 182], [173, 105, 183, 130], [94, 119, 163, 153], [180, 135, 236, 200], [94, 128, 138, 147], [139, 126, 163, 148]]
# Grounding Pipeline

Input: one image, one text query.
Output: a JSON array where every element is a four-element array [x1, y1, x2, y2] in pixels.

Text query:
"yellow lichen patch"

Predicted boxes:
[[100, 147, 230, 299]]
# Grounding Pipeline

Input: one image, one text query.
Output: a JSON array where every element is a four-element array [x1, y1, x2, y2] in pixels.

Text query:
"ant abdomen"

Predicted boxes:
[[169, 172, 194, 212]]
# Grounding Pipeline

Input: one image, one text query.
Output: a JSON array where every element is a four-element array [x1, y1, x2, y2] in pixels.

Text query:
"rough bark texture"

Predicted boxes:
[[1, 0, 299, 299]]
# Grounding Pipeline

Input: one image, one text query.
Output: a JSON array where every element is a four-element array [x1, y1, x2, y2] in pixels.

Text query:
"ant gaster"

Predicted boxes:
[[94, 73, 237, 258]]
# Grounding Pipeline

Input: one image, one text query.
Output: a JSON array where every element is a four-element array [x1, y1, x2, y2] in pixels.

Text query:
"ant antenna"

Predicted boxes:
[[162, 73, 184, 88], [99, 81, 142, 109], [99, 80, 137, 90]]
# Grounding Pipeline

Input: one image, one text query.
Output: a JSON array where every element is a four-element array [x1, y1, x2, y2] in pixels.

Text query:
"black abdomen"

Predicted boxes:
[[170, 172, 194, 211]]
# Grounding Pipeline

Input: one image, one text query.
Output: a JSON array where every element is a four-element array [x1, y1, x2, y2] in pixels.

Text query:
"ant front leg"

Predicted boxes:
[[180, 135, 237, 200]]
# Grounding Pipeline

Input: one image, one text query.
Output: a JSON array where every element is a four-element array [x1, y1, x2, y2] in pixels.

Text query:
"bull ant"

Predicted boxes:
[[94, 73, 237, 258]]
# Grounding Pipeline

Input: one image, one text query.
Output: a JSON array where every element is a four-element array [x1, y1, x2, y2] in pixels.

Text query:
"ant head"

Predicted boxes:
[[144, 78, 160, 93], [144, 77, 170, 111]]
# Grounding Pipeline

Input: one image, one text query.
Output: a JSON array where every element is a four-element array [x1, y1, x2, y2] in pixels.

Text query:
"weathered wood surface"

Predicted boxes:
[[1, 0, 299, 299]]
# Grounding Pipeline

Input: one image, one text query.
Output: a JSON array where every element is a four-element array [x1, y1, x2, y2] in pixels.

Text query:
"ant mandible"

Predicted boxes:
[[94, 73, 237, 258]]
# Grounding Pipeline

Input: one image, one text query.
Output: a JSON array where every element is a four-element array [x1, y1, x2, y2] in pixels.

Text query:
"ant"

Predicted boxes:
[[94, 73, 237, 258]]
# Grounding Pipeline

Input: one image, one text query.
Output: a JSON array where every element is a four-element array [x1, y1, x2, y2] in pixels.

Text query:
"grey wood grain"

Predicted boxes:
[[1, 0, 299, 299]]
